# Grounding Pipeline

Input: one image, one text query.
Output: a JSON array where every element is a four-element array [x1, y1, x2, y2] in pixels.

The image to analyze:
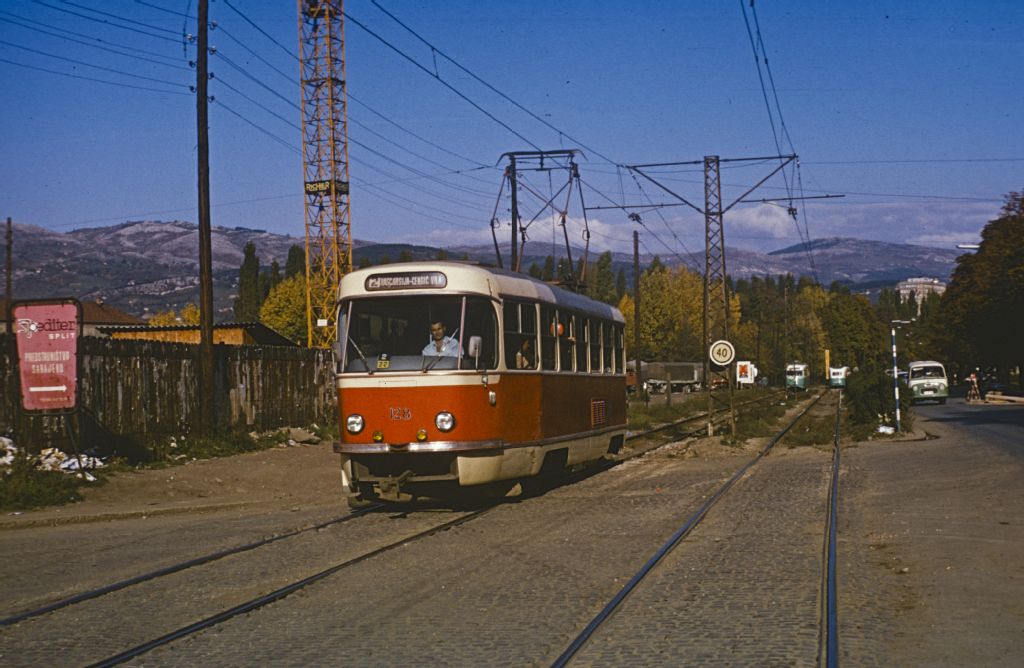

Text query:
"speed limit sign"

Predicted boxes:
[[709, 339, 736, 366]]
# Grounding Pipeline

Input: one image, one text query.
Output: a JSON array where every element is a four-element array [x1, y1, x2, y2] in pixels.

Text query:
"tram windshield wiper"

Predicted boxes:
[[349, 337, 373, 374]]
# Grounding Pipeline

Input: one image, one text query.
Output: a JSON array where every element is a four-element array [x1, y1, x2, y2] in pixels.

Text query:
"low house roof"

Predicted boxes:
[[97, 321, 297, 347], [1, 298, 143, 325]]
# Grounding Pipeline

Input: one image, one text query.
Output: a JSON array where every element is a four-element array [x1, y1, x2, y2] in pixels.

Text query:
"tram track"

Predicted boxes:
[[551, 389, 844, 667], [0, 506, 383, 627], [0, 503, 498, 667], [3, 390, 810, 667]]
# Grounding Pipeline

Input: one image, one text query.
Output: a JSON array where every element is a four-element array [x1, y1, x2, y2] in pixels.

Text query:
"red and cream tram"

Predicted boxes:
[[333, 262, 628, 505]]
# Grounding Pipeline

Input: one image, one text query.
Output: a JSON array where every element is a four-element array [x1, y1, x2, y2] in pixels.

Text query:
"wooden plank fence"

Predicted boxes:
[[1, 334, 336, 452]]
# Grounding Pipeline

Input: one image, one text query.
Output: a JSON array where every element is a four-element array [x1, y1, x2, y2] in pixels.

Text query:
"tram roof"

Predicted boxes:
[[339, 261, 624, 323]]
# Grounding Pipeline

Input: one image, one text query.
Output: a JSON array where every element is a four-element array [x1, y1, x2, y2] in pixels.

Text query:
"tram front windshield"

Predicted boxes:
[[340, 295, 498, 372]]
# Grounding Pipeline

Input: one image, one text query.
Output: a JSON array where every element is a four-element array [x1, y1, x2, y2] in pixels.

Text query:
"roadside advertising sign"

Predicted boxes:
[[11, 299, 82, 412]]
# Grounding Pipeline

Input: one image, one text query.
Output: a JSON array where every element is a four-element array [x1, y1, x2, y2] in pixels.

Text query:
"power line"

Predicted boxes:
[[369, 0, 619, 165], [54, 0, 180, 36], [343, 10, 542, 151], [221, 0, 297, 62], [213, 99, 301, 154], [0, 13, 187, 67], [0, 55, 190, 94], [214, 51, 300, 112], [215, 76, 300, 131], [0, 38, 189, 87], [133, 0, 193, 20], [347, 92, 488, 168], [32, 0, 182, 43], [808, 158, 1024, 165]]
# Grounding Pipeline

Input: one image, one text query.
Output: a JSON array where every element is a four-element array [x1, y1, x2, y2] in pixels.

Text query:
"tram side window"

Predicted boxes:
[[602, 322, 613, 373], [559, 311, 577, 373], [541, 305, 557, 371], [503, 301, 537, 370], [614, 324, 625, 373], [586, 319, 600, 373], [463, 297, 499, 369]]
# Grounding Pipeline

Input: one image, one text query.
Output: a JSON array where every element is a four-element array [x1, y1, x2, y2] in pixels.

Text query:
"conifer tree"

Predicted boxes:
[[234, 242, 261, 322]]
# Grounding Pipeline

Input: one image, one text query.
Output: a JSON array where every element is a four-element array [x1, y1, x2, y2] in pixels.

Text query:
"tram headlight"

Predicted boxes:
[[346, 414, 365, 434], [435, 411, 455, 432]]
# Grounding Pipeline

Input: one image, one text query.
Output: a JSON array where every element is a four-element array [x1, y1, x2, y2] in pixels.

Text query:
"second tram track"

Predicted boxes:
[[552, 389, 844, 667]]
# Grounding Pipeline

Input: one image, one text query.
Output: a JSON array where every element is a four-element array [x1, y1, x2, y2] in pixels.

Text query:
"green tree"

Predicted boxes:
[[587, 251, 618, 305], [541, 255, 555, 281], [259, 274, 307, 345], [938, 190, 1024, 385], [234, 242, 261, 322], [285, 245, 305, 279], [528, 262, 542, 279], [436, 248, 449, 261], [357, 255, 373, 269], [615, 267, 627, 301], [399, 249, 414, 262]]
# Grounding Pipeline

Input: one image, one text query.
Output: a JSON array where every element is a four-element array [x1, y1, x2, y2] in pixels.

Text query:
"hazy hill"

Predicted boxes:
[[4, 221, 960, 319]]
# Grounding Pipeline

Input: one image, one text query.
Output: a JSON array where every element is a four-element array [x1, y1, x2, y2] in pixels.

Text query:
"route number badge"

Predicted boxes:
[[709, 339, 736, 367]]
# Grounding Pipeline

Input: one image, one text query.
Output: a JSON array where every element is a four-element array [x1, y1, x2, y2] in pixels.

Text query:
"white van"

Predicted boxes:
[[907, 360, 948, 404]]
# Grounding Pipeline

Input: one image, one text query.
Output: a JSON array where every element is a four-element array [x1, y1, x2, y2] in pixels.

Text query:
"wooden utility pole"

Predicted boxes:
[[633, 230, 643, 403], [4, 217, 14, 435], [196, 0, 215, 434]]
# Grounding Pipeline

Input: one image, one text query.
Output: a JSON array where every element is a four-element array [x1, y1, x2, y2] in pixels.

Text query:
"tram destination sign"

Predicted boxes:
[[366, 271, 447, 291], [11, 299, 82, 412]]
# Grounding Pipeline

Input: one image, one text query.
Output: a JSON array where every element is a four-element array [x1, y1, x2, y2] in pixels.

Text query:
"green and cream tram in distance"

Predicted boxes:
[[785, 362, 809, 391]]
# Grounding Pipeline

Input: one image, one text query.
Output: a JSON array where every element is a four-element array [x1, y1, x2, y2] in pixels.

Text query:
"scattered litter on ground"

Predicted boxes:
[[1, 437, 17, 467], [877, 425, 895, 435], [1, 439, 106, 480]]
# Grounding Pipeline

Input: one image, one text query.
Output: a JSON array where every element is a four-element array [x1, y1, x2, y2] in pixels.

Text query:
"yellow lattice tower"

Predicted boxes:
[[297, 0, 352, 347]]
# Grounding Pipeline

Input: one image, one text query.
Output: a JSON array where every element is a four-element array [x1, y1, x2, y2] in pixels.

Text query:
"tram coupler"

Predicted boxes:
[[377, 469, 415, 502]]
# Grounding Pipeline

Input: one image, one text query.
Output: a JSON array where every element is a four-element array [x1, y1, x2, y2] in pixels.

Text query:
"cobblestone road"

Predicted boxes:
[[2, 398, 1021, 667]]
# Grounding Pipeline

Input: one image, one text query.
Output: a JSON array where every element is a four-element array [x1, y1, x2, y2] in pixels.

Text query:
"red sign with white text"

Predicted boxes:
[[13, 301, 81, 411]]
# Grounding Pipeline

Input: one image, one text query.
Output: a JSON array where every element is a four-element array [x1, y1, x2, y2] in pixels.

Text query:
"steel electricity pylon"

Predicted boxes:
[[297, 0, 352, 348], [627, 154, 798, 435]]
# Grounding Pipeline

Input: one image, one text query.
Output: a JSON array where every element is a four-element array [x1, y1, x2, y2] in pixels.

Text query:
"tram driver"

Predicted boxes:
[[422, 321, 461, 357]]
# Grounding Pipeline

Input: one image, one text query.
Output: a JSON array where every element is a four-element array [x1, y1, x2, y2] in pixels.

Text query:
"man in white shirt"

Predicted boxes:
[[422, 321, 460, 357]]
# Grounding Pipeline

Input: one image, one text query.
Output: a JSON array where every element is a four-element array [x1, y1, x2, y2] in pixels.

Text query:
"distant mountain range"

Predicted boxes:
[[4, 220, 961, 319]]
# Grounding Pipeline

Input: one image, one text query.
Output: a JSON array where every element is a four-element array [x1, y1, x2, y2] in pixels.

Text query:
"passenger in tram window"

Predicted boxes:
[[422, 321, 461, 357], [516, 338, 534, 369]]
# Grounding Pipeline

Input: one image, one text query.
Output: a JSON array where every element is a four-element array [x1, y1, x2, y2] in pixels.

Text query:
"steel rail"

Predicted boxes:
[[818, 391, 842, 668], [2, 392, 780, 628], [0, 504, 383, 627], [552, 391, 826, 667], [88, 506, 493, 668]]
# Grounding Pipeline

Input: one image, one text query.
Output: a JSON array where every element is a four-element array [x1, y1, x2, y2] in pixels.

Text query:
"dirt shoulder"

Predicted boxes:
[[1, 442, 343, 530]]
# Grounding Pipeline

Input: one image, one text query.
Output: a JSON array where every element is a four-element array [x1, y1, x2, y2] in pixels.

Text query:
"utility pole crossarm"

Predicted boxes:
[[626, 166, 705, 215]]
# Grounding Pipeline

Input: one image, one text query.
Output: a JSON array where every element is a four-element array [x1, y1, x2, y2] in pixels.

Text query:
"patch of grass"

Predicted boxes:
[[782, 416, 835, 447], [152, 428, 289, 463], [717, 396, 793, 446], [627, 396, 703, 431], [0, 458, 91, 511]]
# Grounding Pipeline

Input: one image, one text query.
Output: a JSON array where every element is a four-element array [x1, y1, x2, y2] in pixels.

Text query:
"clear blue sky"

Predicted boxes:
[[2, 0, 1022, 259]]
